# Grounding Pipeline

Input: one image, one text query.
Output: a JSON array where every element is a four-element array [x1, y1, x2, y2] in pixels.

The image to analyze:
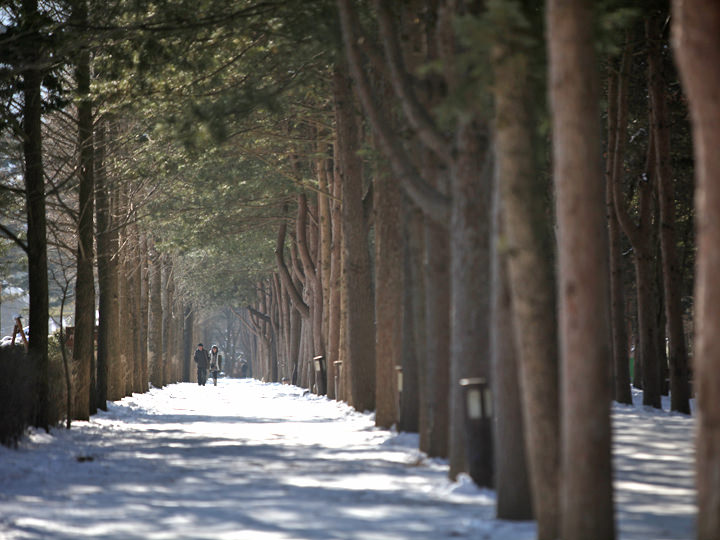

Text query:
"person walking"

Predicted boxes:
[[193, 343, 209, 386], [209, 345, 223, 386]]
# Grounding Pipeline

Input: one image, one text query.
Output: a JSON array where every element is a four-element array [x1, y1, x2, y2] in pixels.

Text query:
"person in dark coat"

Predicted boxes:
[[193, 343, 209, 386]]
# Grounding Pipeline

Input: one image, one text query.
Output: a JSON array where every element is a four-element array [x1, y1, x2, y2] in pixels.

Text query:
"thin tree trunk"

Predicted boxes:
[[547, 0, 616, 538], [607, 50, 632, 405], [161, 257, 173, 385], [328, 145, 343, 400], [148, 242, 163, 388], [671, 2, 720, 536], [140, 235, 150, 389], [402, 201, 423, 435]]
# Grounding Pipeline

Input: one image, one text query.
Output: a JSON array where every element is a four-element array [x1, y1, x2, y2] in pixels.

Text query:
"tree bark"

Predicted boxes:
[[647, 14, 691, 414], [671, 1, 720, 536], [21, 0, 50, 430], [374, 163, 403, 428], [491, 183, 533, 521], [328, 141, 343, 399], [71, 0, 95, 421], [401, 202, 423, 435], [148, 242, 163, 388], [94, 120, 116, 409], [493, 29, 560, 533], [334, 64, 375, 412], [612, 46, 662, 409], [606, 51, 632, 405], [547, 0, 616, 538], [161, 257, 173, 385], [448, 119, 492, 483]]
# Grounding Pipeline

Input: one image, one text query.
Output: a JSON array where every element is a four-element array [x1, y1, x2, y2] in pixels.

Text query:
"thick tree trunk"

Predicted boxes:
[[493, 34, 559, 533], [22, 0, 49, 429], [671, 2, 720, 537], [71, 0, 95, 421], [334, 65, 375, 412], [547, 0, 616, 538]]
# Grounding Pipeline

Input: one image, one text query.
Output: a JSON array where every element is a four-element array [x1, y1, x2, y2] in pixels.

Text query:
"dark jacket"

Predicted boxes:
[[194, 348, 209, 369]]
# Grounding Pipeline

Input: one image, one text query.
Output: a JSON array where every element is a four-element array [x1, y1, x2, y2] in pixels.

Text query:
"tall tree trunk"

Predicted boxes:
[[612, 46, 662, 409], [671, 2, 720, 537], [448, 119, 492, 483], [647, 14, 691, 414], [22, 0, 50, 430], [328, 149, 343, 399], [547, 0, 616, 538], [148, 243, 163, 388], [140, 235, 150, 390], [94, 120, 116, 409], [423, 219, 450, 459], [71, 0, 95, 421], [161, 257, 173, 385], [374, 163, 403, 428], [493, 25, 560, 534], [401, 202, 423, 435], [334, 65, 375, 412], [318, 152, 335, 397], [183, 305, 193, 382], [491, 182, 533, 521], [606, 50, 632, 405]]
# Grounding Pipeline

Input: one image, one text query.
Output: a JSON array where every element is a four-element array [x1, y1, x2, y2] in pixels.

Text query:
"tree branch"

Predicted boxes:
[[275, 221, 310, 318], [0, 223, 28, 253], [375, 0, 453, 165], [336, 0, 450, 224]]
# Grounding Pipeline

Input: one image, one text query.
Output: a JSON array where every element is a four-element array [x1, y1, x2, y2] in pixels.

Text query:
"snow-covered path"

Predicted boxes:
[[0, 379, 695, 539]]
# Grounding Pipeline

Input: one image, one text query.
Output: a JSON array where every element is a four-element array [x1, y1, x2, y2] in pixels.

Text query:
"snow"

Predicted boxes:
[[0, 379, 695, 539]]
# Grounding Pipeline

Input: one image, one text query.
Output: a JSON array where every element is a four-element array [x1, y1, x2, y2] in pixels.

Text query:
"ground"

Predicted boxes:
[[0, 379, 694, 539]]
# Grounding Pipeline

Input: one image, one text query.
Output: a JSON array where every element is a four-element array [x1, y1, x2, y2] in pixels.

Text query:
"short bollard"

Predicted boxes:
[[333, 360, 343, 400], [459, 377, 493, 488], [313, 355, 327, 395], [395, 365, 403, 426]]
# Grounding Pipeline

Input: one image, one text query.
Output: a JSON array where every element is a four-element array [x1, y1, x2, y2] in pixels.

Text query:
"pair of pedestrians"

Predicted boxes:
[[193, 343, 222, 386]]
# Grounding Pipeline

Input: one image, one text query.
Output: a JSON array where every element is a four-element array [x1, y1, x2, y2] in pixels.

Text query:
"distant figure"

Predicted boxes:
[[193, 343, 209, 386], [209, 345, 222, 386]]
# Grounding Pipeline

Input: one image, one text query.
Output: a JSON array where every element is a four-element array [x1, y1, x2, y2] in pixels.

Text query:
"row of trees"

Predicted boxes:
[[2, 0, 719, 538]]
